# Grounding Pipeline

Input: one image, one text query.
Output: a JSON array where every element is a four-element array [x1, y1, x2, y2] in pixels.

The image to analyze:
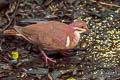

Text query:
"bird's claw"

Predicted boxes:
[[45, 56, 56, 65], [40, 49, 56, 65]]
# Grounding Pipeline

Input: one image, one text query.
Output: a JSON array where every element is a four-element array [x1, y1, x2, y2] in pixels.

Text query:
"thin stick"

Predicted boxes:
[[91, 0, 120, 7], [2, 0, 20, 32]]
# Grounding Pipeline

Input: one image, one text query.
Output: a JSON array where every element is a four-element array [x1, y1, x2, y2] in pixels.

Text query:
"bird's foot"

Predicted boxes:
[[40, 50, 56, 65], [44, 56, 56, 64]]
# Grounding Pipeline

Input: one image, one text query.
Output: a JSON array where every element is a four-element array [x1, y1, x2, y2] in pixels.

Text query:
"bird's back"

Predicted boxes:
[[14, 21, 76, 51]]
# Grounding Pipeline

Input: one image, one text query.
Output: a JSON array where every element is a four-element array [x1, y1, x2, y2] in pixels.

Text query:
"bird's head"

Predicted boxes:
[[69, 21, 89, 33]]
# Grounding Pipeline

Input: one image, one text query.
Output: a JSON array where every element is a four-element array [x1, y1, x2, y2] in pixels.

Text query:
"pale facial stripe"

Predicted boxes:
[[74, 27, 86, 33], [66, 36, 70, 48]]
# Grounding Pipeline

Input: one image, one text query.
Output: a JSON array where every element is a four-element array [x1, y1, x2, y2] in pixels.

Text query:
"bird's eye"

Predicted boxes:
[[81, 26, 84, 28]]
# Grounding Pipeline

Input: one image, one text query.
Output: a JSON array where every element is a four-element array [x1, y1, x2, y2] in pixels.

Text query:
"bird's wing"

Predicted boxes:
[[14, 25, 39, 44]]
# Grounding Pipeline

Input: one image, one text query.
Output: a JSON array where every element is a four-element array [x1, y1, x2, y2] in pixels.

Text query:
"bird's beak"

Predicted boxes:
[[82, 26, 90, 35], [80, 28, 90, 35], [83, 25, 90, 32]]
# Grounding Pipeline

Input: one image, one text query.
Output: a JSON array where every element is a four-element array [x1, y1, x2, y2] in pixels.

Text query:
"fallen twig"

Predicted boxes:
[[91, 0, 120, 7], [2, 0, 20, 32]]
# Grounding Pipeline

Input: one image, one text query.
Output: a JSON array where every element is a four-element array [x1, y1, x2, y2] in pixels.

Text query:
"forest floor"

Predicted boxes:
[[0, 0, 120, 80]]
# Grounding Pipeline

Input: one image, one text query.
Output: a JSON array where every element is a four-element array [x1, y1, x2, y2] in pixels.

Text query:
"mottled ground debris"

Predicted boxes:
[[0, 0, 120, 80]]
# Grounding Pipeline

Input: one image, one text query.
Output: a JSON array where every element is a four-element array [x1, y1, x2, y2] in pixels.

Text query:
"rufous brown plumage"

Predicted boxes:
[[13, 21, 89, 64]]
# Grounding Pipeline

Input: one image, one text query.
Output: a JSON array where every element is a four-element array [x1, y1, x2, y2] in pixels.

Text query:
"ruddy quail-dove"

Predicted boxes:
[[13, 21, 89, 64]]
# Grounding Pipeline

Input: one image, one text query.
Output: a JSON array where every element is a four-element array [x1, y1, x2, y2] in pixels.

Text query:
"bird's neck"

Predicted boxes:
[[69, 23, 75, 28]]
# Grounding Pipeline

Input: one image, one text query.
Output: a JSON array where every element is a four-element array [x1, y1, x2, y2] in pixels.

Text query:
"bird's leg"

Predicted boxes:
[[60, 51, 72, 56], [40, 50, 56, 64]]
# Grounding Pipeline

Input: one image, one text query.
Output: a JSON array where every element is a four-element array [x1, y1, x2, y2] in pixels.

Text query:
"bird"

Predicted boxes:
[[11, 21, 89, 64]]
